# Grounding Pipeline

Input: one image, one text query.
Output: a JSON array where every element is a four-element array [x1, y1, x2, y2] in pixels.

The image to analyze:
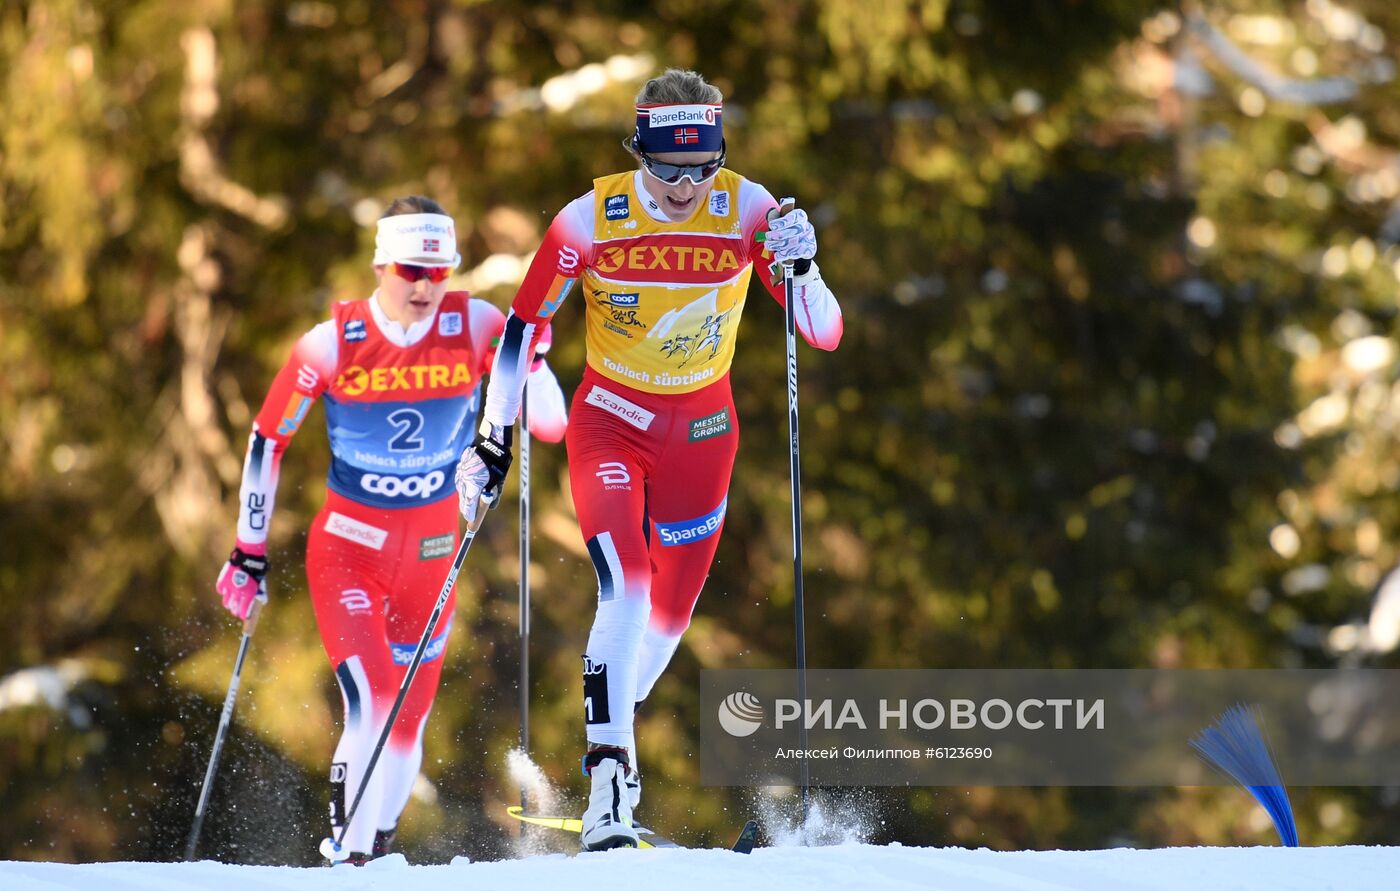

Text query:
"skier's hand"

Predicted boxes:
[[455, 421, 513, 525], [765, 201, 818, 265], [216, 544, 268, 620]]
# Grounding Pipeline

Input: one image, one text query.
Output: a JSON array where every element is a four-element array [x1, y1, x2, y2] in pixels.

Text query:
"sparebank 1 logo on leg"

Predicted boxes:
[[718, 691, 764, 738], [390, 621, 451, 666], [656, 496, 727, 546]]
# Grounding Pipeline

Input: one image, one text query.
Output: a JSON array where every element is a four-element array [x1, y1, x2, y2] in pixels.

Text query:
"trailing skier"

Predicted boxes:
[[215, 196, 567, 863]]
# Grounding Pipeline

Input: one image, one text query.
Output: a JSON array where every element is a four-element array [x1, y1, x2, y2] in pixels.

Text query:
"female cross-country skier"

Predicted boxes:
[[454, 69, 843, 850], [215, 196, 567, 863]]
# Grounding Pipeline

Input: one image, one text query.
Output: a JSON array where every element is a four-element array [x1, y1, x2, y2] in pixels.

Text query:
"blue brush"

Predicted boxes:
[[1190, 704, 1299, 847]]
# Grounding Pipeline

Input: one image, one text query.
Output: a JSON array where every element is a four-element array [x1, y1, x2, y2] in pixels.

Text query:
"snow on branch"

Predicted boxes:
[[1187, 13, 1359, 105], [178, 27, 289, 229]]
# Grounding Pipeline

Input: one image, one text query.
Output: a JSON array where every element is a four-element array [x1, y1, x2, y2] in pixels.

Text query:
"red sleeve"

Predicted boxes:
[[742, 184, 787, 303], [739, 180, 844, 351], [509, 198, 594, 326], [483, 196, 593, 428], [251, 325, 335, 447], [236, 322, 337, 547]]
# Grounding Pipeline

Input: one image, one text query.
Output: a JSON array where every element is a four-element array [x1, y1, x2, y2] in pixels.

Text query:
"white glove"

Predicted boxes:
[[455, 422, 512, 525], [765, 206, 817, 263], [455, 452, 489, 526]]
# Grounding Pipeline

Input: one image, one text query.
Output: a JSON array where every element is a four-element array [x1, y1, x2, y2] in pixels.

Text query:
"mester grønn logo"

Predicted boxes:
[[718, 691, 764, 737]]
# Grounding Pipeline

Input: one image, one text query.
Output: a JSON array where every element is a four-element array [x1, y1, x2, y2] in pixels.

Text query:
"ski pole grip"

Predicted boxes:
[[467, 493, 493, 534], [777, 197, 796, 270], [243, 593, 267, 636]]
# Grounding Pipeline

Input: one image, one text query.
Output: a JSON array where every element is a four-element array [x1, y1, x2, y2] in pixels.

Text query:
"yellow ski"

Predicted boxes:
[[506, 806, 758, 852], [506, 805, 680, 849]]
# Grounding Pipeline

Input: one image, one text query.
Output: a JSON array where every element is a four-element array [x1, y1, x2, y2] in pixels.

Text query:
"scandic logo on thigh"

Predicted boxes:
[[324, 512, 388, 550], [656, 497, 728, 546], [360, 470, 446, 500], [585, 385, 654, 430]]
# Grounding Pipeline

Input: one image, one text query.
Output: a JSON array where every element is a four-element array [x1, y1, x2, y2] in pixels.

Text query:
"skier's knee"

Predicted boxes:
[[649, 610, 690, 637], [585, 532, 649, 604]]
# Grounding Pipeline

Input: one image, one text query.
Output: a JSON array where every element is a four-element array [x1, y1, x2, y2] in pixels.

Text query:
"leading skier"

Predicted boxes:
[[454, 69, 843, 849]]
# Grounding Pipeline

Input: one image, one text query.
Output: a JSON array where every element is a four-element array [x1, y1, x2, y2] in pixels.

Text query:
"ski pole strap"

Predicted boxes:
[[227, 546, 269, 580]]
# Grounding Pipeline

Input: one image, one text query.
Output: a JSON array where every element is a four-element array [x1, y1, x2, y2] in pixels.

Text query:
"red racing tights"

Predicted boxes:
[[566, 367, 739, 756], [305, 489, 459, 855]]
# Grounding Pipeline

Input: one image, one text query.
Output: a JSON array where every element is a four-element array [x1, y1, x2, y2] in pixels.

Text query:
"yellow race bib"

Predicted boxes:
[[581, 169, 754, 394]]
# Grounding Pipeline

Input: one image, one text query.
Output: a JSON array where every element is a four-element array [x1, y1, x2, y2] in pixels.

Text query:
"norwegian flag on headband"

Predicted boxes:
[[423, 238, 440, 252], [636, 102, 723, 153]]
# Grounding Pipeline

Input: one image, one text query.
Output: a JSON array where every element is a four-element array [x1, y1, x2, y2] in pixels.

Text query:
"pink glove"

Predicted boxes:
[[216, 543, 268, 620]]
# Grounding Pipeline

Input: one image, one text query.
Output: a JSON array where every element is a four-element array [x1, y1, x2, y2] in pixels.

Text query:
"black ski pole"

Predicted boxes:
[[185, 592, 267, 861], [320, 505, 491, 862], [779, 198, 811, 829], [518, 392, 532, 825]]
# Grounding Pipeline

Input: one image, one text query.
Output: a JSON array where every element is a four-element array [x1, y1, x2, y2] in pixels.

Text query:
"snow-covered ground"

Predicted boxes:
[[3, 843, 1397, 891]]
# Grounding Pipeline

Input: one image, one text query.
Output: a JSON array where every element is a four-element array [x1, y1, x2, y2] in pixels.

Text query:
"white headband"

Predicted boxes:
[[373, 213, 461, 267]]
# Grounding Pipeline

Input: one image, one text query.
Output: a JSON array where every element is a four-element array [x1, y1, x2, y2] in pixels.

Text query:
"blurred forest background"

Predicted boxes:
[[4, 0, 1400, 865]]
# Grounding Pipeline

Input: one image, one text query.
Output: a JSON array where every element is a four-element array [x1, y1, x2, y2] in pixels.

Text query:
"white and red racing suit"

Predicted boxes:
[[231, 290, 565, 854], [480, 167, 841, 754]]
